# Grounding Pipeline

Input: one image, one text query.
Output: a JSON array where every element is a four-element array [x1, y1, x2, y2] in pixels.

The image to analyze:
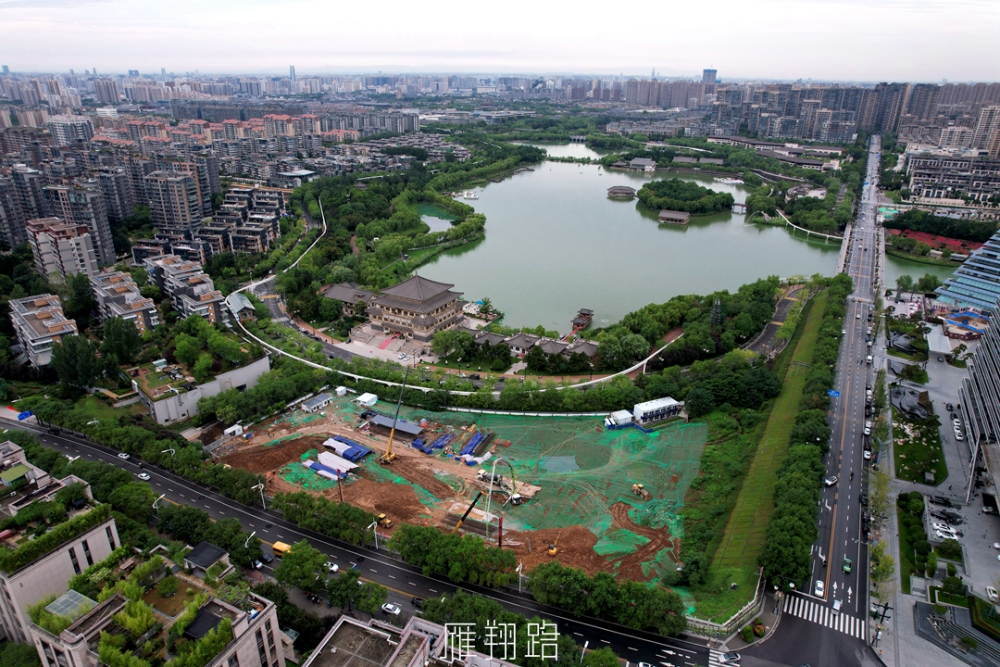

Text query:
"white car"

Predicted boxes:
[[856, 313, 861, 319], [863, 450, 872, 460], [824, 476, 839, 486], [327, 562, 339, 573], [254, 560, 263, 570], [137, 472, 151, 481], [381, 603, 401, 616], [935, 530, 957, 540], [842, 329, 847, 335], [117, 452, 130, 460], [814, 580, 825, 597], [953, 419, 962, 427], [932, 523, 955, 533], [956, 432, 965, 441], [988, 587, 999, 602]]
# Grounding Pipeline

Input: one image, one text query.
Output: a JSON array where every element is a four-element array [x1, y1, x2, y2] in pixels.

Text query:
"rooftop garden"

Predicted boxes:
[[0, 502, 111, 575]]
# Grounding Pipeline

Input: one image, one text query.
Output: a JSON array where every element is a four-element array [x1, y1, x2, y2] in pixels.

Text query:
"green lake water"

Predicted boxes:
[[418, 144, 953, 332]]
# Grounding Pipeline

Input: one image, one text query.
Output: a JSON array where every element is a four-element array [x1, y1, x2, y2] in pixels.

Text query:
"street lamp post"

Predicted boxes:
[[244, 531, 256, 569], [251, 483, 266, 510], [152, 494, 166, 517], [483, 457, 503, 541], [368, 520, 379, 550]]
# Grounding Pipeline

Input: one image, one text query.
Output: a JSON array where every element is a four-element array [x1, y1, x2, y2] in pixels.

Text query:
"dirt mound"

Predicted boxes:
[[222, 436, 327, 473], [505, 525, 602, 573], [394, 464, 455, 500]]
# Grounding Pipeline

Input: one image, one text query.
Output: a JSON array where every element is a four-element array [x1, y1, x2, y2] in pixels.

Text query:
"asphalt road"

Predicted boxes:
[[4, 419, 711, 667], [745, 136, 885, 667]]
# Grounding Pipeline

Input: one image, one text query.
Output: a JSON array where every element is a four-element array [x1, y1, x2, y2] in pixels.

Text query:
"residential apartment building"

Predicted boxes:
[[144, 255, 227, 325], [25, 217, 98, 280], [9, 294, 78, 367], [0, 176, 27, 248], [43, 183, 116, 266], [0, 444, 118, 644], [144, 171, 203, 234], [11, 164, 51, 220], [90, 270, 159, 334], [96, 168, 134, 222], [45, 115, 94, 146], [906, 153, 1000, 201], [29, 580, 284, 667]]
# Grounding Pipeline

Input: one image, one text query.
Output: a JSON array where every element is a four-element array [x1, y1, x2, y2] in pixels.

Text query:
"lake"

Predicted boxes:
[[418, 144, 953, 332]]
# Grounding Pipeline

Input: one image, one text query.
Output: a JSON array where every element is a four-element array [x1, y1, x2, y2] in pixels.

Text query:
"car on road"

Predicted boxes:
[[843, 557, 852, 574], [856, 313, 861, 319], [859, 493, 869, 507], [814, 580, 825, 597], [137, 472, 151, 481], [863, 450, 872, 460], [470, 374, 481, 380], [824, 476, 838, 486], [722, 652, 741, 665], [381, 603, 402, 616], [411, 597, 425, 609], [327, 562, 339, 573], [117, 452, 130, 460], [938, 356, 944, 362], [956, 432, 965, 441], [832, 599, 843, 615], [946, 403, 954, 412], [842, 329, 846, 335], [254, 560, 263, 570], [988, 587, 999, 602], [953, 419, 963, 428]]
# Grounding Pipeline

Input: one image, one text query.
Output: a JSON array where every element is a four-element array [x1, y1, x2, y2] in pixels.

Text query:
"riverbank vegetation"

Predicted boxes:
[[636, 178, 735, 214]]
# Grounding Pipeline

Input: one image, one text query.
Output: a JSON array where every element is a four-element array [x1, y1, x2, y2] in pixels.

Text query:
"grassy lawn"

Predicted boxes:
[[143, 579, 205, 618], [75, 395, 140, 421], [713, 291, 828, 573], [887, 348, 921, 361], [930, 587, 970, 607], [893, 413, 948, 485]]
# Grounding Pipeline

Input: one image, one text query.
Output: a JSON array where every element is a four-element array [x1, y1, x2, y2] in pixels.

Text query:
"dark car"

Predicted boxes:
[[470, 374, 481, 380], [48, 427, 61, 435], [929, 496, 955, 508], [946, 403, 955, 412], [411, 597, 425, 609], [859, 493, 869, 507], [938, 356, 944, 362]]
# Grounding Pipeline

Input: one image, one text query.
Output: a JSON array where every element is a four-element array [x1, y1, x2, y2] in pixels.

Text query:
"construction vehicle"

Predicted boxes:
[[451, 492, 483, 534], [548, 537, 559, 556], [378, 367, 410, 465], [376, 513, 393, 529], [632, 483, 651, 500]]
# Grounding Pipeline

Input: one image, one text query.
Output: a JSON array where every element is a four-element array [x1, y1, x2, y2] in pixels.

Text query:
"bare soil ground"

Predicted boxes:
[[221, 436, 323, 474]]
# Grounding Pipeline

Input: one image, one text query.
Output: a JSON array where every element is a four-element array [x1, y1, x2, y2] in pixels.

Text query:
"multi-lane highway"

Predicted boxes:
[[746, 137, 885, 667], [1, 418, 714, 667]]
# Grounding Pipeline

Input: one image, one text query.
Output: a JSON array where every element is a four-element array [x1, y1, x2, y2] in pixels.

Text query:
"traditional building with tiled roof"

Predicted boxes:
[[368, 275, 464, 343]]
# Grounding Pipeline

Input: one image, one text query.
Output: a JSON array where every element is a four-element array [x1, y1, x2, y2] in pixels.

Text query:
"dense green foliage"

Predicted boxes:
[[884, 209, 997, 243], [528, 560, 687, 635], [197, 358, 326, 424], [0, 504, 111, 574], [758, 273, 852, 585], [637, 178, 735, 214], [270, 492, 375, 546], [390, 523, 517, 586]]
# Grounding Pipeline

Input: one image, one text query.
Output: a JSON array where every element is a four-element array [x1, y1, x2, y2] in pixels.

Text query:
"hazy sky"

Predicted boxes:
[[2, 0, 998, 81]]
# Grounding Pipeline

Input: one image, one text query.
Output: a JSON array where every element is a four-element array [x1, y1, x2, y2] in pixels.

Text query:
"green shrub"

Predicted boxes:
[[914, 540, 932, 556], [741, 626, 753, 642], [938, 539, 962, 560], [159, 575, 179, 597], [947, 562, 957, 578]]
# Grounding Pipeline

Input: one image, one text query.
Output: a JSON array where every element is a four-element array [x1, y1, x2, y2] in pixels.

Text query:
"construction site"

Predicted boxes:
[[216, 393, 707, 584]]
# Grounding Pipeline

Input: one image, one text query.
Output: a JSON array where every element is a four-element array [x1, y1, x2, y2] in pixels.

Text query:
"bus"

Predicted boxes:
[[272, 541, 292, 557]]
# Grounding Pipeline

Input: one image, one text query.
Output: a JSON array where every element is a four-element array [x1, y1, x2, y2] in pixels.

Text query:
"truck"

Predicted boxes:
[[271, 541, 292, 557]]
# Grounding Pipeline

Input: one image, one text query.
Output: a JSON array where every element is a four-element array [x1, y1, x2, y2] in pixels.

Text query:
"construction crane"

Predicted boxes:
[[378, 366, 410, 465], [451, 491, 483, 534]]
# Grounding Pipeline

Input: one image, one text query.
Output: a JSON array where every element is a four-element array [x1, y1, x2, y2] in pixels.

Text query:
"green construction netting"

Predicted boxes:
[[276, 397, 708, 575]]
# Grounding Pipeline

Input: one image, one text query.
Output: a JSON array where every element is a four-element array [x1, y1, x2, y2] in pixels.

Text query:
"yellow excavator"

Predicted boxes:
[[632, 483, 651, 500], [378, 366, 410, 465], [548, 537, 559, 556]]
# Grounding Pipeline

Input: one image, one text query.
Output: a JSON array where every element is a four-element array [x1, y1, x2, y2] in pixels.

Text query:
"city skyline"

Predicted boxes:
[[1, 0, 998, 81]]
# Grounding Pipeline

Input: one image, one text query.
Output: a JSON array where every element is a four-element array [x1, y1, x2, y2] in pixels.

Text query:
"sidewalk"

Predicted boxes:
[[720, 593, 780, 652]]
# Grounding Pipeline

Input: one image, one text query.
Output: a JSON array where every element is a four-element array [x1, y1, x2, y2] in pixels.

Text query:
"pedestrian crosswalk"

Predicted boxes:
[[783, 594, 866, 639], [707, 649, 729, 667]]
